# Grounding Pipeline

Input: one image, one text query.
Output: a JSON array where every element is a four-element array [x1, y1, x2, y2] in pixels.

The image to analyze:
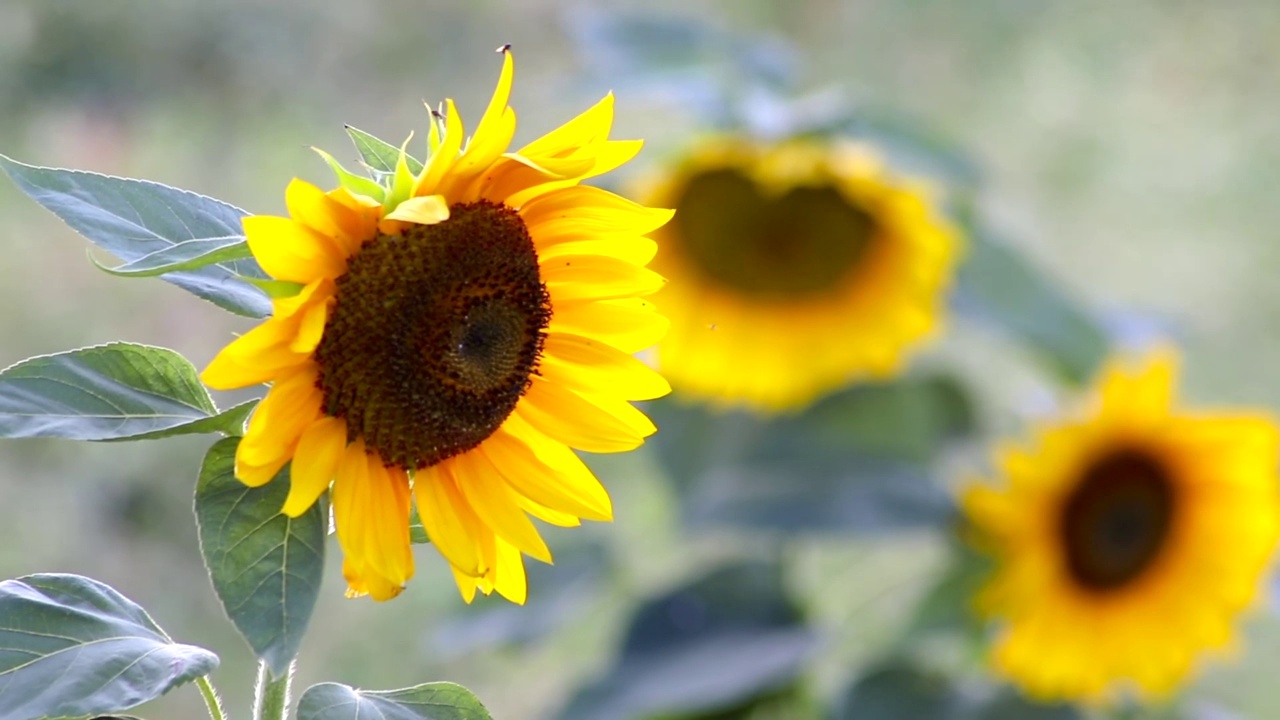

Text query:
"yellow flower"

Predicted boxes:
[[201, 49, 672, 603], [962, 350, 1280, 702], [637, 137, 961, 412]]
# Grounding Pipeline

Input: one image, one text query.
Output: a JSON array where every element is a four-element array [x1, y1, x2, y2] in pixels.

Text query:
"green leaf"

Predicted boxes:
[[346, 125, 424, 175], [0, 154, 270, 317], [954, 225, 1108, 386], [409, 504, 430, 544], [0, 573, 219, 720], [92, 237, 253, 278], [296, 681, 493, 720], [646, 374, 971, 535], [195, 437, 325, 678], [557, 561, 818, 720], [835, 663, 1082, 720], [0, 343, 252, 441]]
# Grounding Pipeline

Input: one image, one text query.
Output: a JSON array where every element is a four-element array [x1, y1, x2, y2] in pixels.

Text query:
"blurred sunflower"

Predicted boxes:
[[637, 137, 961, 412], [962, 351, 1280, 702], [201, 48, 672, 603]]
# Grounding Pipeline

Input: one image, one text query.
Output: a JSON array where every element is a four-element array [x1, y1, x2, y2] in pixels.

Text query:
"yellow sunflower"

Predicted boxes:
[[201, 48, 672, 604], [962, 350, 1280, 702], [637, 137, 961, 412]]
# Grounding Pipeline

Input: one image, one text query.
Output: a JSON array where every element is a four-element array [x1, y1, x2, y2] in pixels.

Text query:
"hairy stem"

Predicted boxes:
[[253, 660, 295, 720], [196, 675, 228, 720]]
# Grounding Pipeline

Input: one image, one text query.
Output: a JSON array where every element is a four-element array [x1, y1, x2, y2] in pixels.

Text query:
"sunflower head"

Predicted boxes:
[[636, 137, 962, 412], [202, 48, 673, 603], [962, 350, 1280, 702]]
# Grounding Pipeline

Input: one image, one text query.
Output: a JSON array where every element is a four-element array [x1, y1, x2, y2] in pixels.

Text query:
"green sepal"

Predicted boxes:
[[245, 277, 306, 299], [312, 146, 386, 202], [346, 125, 424, 176], [383, 132, 419, 212]]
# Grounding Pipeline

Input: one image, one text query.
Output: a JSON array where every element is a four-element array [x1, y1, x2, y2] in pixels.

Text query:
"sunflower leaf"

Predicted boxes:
[[91, 236, 253, 277], [953, 224, 1108, 386], [296, 681, 493, 720], [312, 146, 386, 202], [0, 343, 251, 442], [346, 125, 425, 176], [556, 560, 818, 720], [0, 573, 219, 720], [834, 663, 1082, 719], [195, 437, 326, 678], [0, 154, 270, 317]]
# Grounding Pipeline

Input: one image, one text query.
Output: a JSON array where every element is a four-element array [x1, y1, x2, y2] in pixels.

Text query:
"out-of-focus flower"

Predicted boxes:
[[637, 137, 961, 412], [963, 350, 1280, 701]]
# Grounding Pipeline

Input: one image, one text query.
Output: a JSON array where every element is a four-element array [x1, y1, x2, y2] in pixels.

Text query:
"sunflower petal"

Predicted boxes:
[[542, 254, 666, 302], [548, 297, 670, 354], [382, 194, 451, 225], [453, 449, 552, 563], [283, 416, 347, 517], [540, 332, 670, 400], [244, 215, 347, 283], [482, 420, 612, 521], [517, 376, 648, 453], [413, 463, 484, 576]]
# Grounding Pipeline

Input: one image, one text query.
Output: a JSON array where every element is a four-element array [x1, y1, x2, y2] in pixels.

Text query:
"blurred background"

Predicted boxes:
[[3, 1, 1280, 718]]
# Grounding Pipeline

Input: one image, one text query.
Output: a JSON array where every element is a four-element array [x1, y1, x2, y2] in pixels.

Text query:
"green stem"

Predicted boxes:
[[253, 660, 295, 720], [196, 675, 228, 720]]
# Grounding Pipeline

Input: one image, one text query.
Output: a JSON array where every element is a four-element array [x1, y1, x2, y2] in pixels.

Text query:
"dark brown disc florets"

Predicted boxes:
[[1060, 449, 1177, 591], [313, 201, 550, 469]]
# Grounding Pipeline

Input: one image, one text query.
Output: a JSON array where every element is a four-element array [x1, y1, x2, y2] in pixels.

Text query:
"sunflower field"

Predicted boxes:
[[2, 2, 1280, 719]]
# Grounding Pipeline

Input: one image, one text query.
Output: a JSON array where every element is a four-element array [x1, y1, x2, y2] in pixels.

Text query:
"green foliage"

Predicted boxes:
[[647, 373, 971, 535], [0, 573, 218, 720], [954, 224, 1109, 386], [0, 342, 254, 441], [346, 125, 424, 176], [0, 155, 269, 317], [296, 681, 493, 720], [195, 437, 326, 678], [558, 560, 819, 720], [835, 663, 1081, 720]]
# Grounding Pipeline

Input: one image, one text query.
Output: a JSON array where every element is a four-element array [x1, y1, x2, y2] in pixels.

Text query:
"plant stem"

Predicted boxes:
[[196, 675, 228, 720], [253, 660, 295, 720]]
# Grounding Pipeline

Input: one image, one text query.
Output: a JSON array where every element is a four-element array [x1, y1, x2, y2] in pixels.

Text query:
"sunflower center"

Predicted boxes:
[[1060, 449, 1176, 591], [313, 201, 549, 469], [672, 168, 878, 298]]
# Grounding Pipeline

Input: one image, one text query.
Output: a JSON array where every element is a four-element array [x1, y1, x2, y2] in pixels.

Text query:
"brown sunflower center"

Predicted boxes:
[[313, 201, 550, 469], [672, 167, 878, 298], [1060, 449, 1176, 591]]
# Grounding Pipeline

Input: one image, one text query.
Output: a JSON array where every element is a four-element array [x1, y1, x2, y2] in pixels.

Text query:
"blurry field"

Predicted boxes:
[[3, 1, 1280, 717]]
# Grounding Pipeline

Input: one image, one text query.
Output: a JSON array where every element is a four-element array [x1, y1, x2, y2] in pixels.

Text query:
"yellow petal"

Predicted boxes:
[[540, 332, 671, 400], [413, 99, 464, 197], [238, 365, 324, 467], [382, 194, 451, 225], [450, 565, 479, 604], [413, 463, 484, 576], [282, 416, 348, 517], [492, 537, 528, 605], [289, 297, 330, 353], [542, 254, 666, 302], [519, 186, 673, 237], [244, 215, 347, 283], [481, 419, 612, 521], [362, 457, 413, 586], [548, 297, 670, 354], [536, 235, 658, 266], [517, 375, 648, 453], [518, 92, 615, 160], [201, 318, 309, 389], [285, 178, 372, 258], [453, 448, 552, 563], [235, 454, 288, 488]]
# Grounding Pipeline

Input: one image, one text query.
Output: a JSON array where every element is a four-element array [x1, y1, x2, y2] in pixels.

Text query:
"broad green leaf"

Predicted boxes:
[[646, 374, 970, 535], [557, 561, 818, 720], [297, 681, 493, 720], [835, 663, 1081, 720], [93, 236, 252, 277], [0, 155, 270, 317], [954, 225, 1108, 386], [195, 437, 325, 678], [346, 125, 424, 175], [0, 573, 218, 720], [0, 343, 252, 441]]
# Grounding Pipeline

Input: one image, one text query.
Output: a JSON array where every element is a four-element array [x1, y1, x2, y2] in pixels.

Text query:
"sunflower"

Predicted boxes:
[[201, 48, 672, 603], [637, 137, 961, 412], [962, 351, 1280, 702]]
